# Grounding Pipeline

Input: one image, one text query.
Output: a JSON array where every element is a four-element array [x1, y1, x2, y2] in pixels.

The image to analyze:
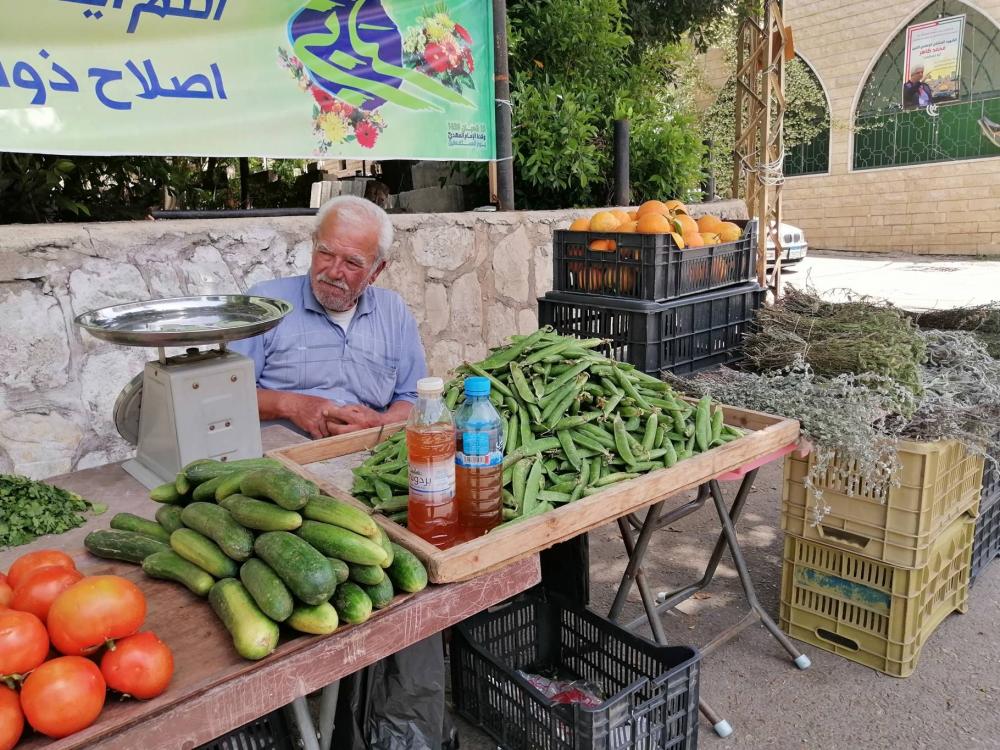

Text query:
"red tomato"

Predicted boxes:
[[12, 565, 85, 622], [0, 685, 23, 750], [0, 610, 49, 678], [0, 572, 6, 585], [100, 631, 174, 700], [0, 582, 12, 610], [7, 550, 76, 590], [47, 575, 147, 656], [20, 656, 106, 739]]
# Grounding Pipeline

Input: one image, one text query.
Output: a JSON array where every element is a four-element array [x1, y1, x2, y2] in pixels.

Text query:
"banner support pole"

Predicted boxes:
[[492, 0, 514, 211]]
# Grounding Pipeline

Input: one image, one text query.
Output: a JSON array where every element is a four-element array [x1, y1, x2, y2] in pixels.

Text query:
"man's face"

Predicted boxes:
[[910, 70, 924, 83], [310, 211, 385, 312]]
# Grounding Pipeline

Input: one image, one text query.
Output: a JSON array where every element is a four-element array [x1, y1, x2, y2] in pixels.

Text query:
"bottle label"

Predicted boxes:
[[409, 460, 455, 500], [457, 428, 503, 468]]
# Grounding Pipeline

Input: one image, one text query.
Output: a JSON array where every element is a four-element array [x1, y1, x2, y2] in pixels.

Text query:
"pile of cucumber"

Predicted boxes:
[[85, 457, 428, 661], [352, 328, 742, 527]]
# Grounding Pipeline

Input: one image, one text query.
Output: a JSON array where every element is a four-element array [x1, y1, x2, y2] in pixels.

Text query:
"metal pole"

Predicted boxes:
[[239, 156, 251, 210], [613, 119, 630, 206], [492, 0, 515, 210]]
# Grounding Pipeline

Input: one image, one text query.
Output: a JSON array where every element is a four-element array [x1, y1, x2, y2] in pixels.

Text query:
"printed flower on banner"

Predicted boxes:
[[402, 5, 476, 95], [278, 47, 387, 154]]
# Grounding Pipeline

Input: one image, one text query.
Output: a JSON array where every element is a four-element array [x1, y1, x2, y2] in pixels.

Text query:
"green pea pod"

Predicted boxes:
[[569, 430, 611, 456], [523, 339, 574, 366], [600, 391, 624, 418], [512, 458, 532, 509], [686, 432, 697, 456], [711, 406, 725, 443], [543, 361, 591, 397], [502, 437, 561, 469], [505, 396, 520, 414], [520, 408, 534, 447], [557, 430, 583, 471], [502, 489, 517, 508], [655, 424, 667, 449], [624, 416, 641, 433], [614, 367, 654, 411], [444, 386, 461, 410], [695, 395, 712, 453], [522, 459, 544, 515], [642, 413, 659, 452], [612, 416, 638, 467], [479, 327, 549, 370], [537, 490, 572, 503], [528, 403, 544, 425], [553, 412, 601, 431], [663, 440, 679, 468], [531, 375, 546, 400], [577, 422, 617, 448], [509, 362, 536, 404], [570, 460, 591, 502], [466, 362, 513, 397], [548, 480, 578, 494], [373, 479, 393, 505], [593, 472, 641, 488], [507, 411, 521, 455]]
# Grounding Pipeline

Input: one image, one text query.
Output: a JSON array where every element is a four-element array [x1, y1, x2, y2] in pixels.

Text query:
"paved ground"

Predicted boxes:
[[452, 251, 1000, 750]]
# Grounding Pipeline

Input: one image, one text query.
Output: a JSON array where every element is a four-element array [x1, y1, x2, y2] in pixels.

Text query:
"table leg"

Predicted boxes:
[[285, 696, 321, 750], [318, 681, 340, 750], [608, 501, 666, 624]]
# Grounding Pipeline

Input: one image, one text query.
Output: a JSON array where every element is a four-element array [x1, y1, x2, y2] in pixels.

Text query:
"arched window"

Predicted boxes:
[[853, 0, 1000, 169], [785, 56, 831, 176]]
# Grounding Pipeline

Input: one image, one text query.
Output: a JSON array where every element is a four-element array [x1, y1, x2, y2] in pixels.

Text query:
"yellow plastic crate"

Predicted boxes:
[[779, 516, 973, 678], [782, 439, 983, 568]]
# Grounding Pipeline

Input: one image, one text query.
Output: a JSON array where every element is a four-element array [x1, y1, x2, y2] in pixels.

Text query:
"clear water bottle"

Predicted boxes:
[[454, 376, 504, 538], [406, 377, 458, 549]]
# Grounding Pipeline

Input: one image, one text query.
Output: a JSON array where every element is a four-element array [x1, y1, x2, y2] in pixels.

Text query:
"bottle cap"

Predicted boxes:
[[416, 377, 444, 396], [464, 376, 491, 397]]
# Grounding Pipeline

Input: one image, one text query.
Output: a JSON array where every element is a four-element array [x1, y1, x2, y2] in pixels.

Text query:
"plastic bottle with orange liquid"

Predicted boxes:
[[454, 376, 504, 538], [406, 377, 458, 549]]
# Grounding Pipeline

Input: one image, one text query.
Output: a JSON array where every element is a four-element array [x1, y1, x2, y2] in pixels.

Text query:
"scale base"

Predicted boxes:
[[122, 457, 173, 490]]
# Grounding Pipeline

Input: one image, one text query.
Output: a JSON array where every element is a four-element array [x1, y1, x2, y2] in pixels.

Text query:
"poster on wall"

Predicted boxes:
[[902, 14, 965, 110], [0, 0, 496, 160]]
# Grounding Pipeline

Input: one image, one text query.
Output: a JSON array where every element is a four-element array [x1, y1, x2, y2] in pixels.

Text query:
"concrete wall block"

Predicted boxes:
[[0, 282, 72, 392]]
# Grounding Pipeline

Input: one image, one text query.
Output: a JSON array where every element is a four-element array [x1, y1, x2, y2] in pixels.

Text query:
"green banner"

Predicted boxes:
[[0, 0, 496, 160]]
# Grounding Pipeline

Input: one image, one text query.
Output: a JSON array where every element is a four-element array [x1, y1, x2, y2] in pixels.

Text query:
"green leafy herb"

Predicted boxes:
[[0, 474, 102, 549]]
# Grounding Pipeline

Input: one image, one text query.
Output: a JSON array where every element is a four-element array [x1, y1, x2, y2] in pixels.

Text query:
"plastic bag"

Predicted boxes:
[[517, 672, 604, 708]]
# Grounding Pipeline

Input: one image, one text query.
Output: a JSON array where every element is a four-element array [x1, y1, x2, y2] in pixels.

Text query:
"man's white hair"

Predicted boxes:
[[314, 194, 395, 263]]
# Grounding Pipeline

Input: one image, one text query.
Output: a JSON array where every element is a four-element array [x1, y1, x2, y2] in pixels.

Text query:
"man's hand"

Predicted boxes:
[[325, 403, 385, 436], [276, 392, 343, 439]]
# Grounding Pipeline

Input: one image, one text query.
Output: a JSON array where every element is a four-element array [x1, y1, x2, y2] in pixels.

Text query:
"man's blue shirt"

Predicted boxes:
[[231, 275, 426, 411]]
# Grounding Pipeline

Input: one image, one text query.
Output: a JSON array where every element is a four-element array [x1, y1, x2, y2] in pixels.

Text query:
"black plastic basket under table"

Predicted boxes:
[[451, 594, 700, 750], [197, 710, 293, 750], [538, 282, 764, 376], [971, 489, 1000, 586], [552, 224, 752, 302]]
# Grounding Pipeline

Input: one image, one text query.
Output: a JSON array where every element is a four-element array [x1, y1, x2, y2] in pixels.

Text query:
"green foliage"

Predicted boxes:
[[0, 474, 106, 549]]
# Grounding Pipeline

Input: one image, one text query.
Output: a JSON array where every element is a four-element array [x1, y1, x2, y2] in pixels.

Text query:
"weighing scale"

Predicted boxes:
[[75, 295, 292, 489]]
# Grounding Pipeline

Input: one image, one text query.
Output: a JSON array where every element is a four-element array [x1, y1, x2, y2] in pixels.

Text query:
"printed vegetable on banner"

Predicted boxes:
[[0, 0, 496, 160]]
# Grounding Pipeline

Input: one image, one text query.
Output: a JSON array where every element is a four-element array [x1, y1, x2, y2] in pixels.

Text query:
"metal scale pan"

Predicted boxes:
[[75, 295, 292, 488]]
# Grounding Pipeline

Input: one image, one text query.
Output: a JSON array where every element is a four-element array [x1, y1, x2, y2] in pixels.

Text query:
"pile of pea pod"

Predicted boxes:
[[350, 328, 743, 527]]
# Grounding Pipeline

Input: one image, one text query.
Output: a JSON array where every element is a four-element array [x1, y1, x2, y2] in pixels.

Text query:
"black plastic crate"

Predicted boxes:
[[451, 594, 700, 750], [538, 283, 764, 375], [197, 710, 293, 750], [552, 224, 752, 302], [971, 490, 1000, 586]]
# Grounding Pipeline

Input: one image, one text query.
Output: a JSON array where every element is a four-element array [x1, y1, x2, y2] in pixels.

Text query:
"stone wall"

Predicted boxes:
[[782, 0, 1000, 255], [0, 199, 747, 478]]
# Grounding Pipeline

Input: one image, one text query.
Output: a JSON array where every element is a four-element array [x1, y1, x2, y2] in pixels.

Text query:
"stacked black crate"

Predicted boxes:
[[538, 220, 763, 375]]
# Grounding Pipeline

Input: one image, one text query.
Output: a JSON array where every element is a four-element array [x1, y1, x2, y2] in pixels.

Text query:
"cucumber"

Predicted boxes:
[[193, 474, 229, 502], [286, 602, 339, 635], [84, 529, 169, 564], [185, 458, 283, 484], [240, 469, 316, 511], [170, 528, 239, 579], [225, 495, 303, 532], [303, 495, 378, 537], [175, 472, 191, 496], [150, 482, 181, 504], [240, 559, 294, 622], [214, 470, 250, 501], [254, 531, 338, 606], [180, 502, 254, 561], [297, 521, 389, 566], [374, 525, 394, 569], [155, 505, 185, 535], [142, 550, 215, 596], [387, 543, 428, 593], [110, 512, 171, 543], [208, 578, 280, 661], [363, 576, 395, 610], [332, 582, 373, 625], [348, 563, 385, 586], [327, 557, 350, 584]]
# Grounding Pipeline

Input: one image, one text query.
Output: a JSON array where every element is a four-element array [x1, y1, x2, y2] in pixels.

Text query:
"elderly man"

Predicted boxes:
[[232, 194, 424, 438], [233, 196, 454, 749], [903, 66, 933, 110]]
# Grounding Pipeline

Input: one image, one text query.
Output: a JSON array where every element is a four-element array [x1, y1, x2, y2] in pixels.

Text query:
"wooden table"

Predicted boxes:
[[2, 428, 541, 750]]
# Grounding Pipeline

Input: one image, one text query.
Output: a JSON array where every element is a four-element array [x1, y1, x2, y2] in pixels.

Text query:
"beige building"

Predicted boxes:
[[781, 0, 1000, 254]]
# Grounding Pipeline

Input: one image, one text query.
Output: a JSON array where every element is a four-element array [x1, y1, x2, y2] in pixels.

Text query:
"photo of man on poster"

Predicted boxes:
[[903, 66, 934, 110]]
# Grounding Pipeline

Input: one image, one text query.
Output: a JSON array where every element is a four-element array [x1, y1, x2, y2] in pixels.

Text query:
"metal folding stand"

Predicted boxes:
[[607, 463, 811, 738], [284, 681, 340, 750]]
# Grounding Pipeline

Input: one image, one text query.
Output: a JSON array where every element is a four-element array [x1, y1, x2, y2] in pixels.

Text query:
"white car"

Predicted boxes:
[[744, 219, 808, 265]]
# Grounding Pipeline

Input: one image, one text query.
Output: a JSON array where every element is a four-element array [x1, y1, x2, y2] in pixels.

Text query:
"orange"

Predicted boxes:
[[589, 211, 620, 232], [636, 213, 674, 235], [683, 231, 704, 248], [589, 239, 617, 252], [628, 211, 639, 221], [569, 217, 590, 231], [611, 209, 631, 226], [697, 215, 723, 234], [675, 214, 699, 236], [717, 222, 743, 242], [669, 232, 686, 250], [636, 200, 670, 218], [700, 232, 721, 246], [619, 220, 639, 233], [665, 199, 688, 214]]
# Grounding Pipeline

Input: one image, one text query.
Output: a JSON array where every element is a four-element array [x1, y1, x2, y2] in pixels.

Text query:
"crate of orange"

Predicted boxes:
[[554, 200, 753, 302]]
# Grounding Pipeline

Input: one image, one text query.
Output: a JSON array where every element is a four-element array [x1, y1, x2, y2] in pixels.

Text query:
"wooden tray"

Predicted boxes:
[[268, 405, 800, 584]]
